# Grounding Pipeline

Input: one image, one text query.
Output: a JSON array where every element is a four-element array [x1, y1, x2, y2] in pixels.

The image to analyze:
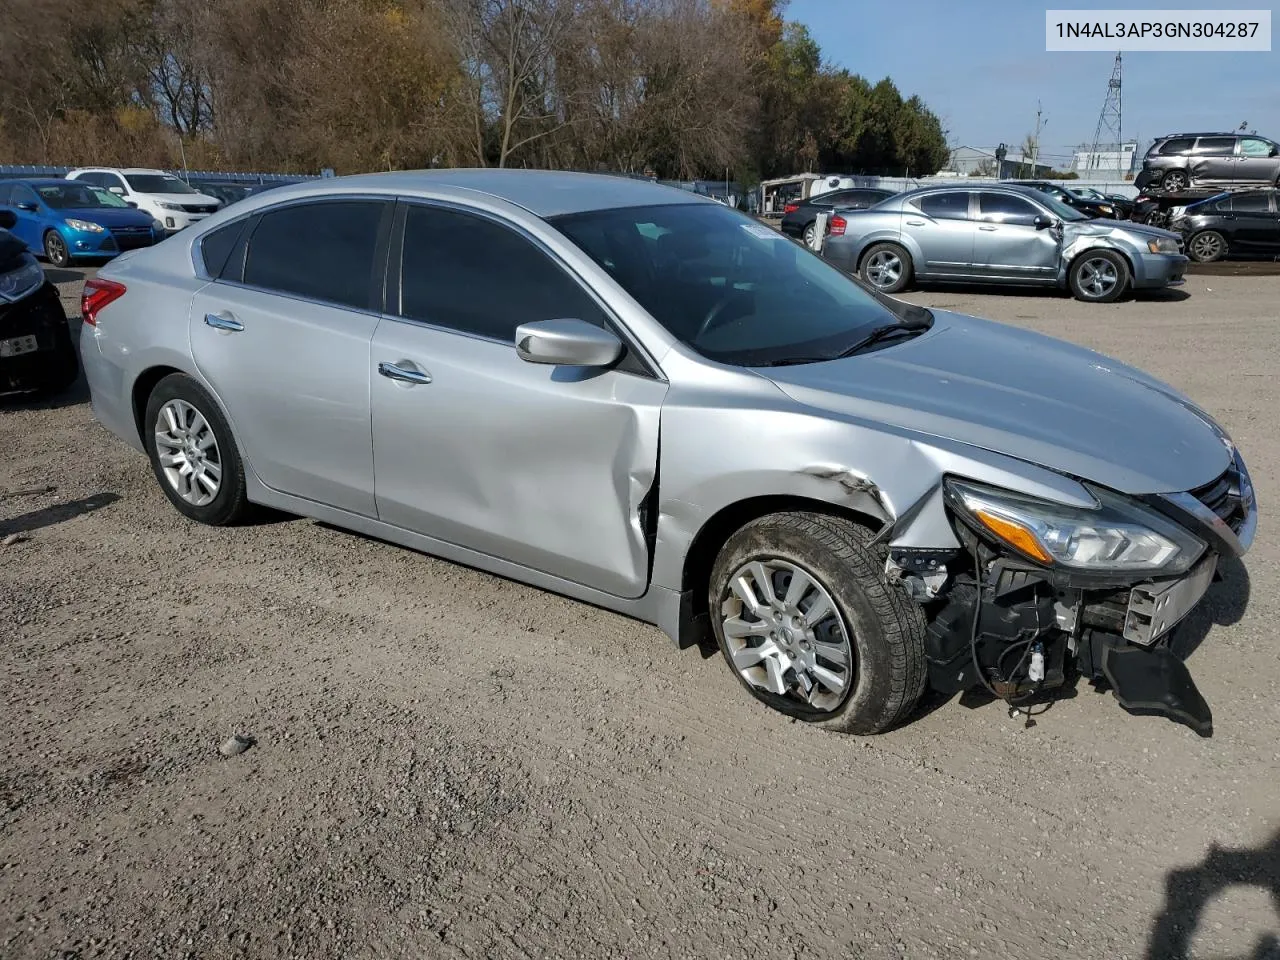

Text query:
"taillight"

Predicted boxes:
[[783, 203, 799, 214], [828, 215, 847, 237], [81, 277, 127, 326]]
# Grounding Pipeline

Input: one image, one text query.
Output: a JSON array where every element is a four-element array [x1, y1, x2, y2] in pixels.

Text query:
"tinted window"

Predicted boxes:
[[102, 173, 126, 190], [1195, 137, 1236, 156], [125, 174, 197, 195], [1230, 193, 1273, 213], [978, 192, 1041, 225], [243, 200, 386, 310], [915, 192, 971, 220], [202, 221, 246, 278], [73, 172, 101, 186], [1239, 138, 1275, 158], [36, 182, 116, 209], [11, 185, 37, 206], [399, 204, 607, 342], [1159, 138, 1195, 155]]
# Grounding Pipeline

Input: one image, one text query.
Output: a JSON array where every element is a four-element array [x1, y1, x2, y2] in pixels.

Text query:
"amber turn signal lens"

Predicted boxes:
[[973, 509, 1055, 565]]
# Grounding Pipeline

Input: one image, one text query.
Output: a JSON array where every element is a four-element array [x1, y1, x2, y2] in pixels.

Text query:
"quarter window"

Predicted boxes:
[[201, 221, 247, 279], [1194, 137, 1236, 156], [242, 200, 386, 310], [977, 193, 1041, 225], [915, 192, 971, 220], [398, 204, 608, 342]]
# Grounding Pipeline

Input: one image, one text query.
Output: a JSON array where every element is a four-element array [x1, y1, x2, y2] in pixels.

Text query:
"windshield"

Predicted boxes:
[[550, 203, 917, 366], [36, 183, 120, 209], [124, 174, 198, 195], [89, 187, 129, 208]]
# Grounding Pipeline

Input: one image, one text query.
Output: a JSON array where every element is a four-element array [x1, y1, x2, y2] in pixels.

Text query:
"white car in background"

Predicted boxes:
[[65, 167, 222, 233]]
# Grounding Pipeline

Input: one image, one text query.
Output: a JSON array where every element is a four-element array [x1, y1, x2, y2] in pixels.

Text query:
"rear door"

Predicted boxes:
[[369, 200, 665, 598], [973, 191, 1060, 279], [1190, 137, 1238, 187], [1227, 192, 1280, 252], [188, 197, 393, 516], [1234, 137, 1280, 186], [904, 190, 976, 277]]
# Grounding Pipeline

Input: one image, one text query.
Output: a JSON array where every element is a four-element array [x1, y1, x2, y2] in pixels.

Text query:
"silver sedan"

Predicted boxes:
[[821, 183, 1188, 303], [80, 170, 1252, 737]]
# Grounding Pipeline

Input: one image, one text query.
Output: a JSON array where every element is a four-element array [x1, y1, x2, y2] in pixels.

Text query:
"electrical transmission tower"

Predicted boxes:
[[1087, 52, 1123, 174]]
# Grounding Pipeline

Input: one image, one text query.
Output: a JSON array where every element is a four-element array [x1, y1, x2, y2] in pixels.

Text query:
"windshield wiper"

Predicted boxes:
[[761, 319, 931, 367]]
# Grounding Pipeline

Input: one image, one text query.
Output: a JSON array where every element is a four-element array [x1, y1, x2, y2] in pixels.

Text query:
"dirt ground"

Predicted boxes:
[[2, 267, 1278, 960]]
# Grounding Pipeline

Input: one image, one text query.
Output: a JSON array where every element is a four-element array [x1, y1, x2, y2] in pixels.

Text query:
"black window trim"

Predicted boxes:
[[197, 194, 395, 316], [911, 189, 976, 220], [386, 197, 664, 381]]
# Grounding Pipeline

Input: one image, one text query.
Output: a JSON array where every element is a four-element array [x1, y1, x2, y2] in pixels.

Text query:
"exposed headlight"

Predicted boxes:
[[1099, 205, 1114, 215], [160, 202, 183, 211], [65, 218, 105, 233], [945, 479, 1205, 576], [0, 253, 44, 303], [1147, 237, 1181, 254]]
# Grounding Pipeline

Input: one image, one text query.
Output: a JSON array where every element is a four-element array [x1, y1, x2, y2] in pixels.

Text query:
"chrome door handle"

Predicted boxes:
[[906, 220, 926, 226], [979, 225, 997, 231], [204, 313, 243, 332], [378, 361, 432, 385]]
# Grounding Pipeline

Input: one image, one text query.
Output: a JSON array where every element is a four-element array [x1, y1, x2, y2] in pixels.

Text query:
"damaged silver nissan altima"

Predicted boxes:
[[80, 170, 1255, 736]]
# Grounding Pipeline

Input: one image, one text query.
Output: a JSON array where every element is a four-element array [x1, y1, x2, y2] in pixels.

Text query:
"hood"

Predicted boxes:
[[148, 192, 220, 206], [762, 311, 1228, 495], [1065, 218, 1180, 242], [60, 206, 158, 228]]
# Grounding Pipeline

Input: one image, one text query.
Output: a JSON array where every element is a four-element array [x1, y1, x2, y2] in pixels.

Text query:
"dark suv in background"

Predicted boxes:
[[1137, 133, 1280, 193]]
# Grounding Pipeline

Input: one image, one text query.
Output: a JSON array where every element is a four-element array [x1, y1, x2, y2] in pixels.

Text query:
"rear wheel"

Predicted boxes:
[[43, 231, 70, 268], [1187, 230, 1227, 263], [709, 512, 927, 735], [859, 242, 913, 294], [1069, 249, 1130, 303], [802, 222, 816, 247], [143, 373, 254, 526], [1161, 170, 1189, 193]]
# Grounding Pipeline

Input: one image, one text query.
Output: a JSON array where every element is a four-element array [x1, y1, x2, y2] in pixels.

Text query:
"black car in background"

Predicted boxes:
[[1065, 184, 1135, 219], [1168, 189, 1280, 262], [0, 211, 78, 397], [185, 179, 300, 209], [1004, 180, 1129, 219], [780, 188, 894, 245]]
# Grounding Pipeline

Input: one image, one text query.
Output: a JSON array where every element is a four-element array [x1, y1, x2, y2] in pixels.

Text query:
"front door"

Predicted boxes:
[[370, 201, 665, 599], [904, 191, 976, 277], [188, 197, 392, 517], [973, 192, 1061, 279], [1234, 137, 1280, 186]]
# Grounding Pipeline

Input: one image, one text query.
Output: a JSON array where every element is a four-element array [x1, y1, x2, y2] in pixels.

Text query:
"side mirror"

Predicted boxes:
[[515, 318, 622, 368], [126, 201, 138, 208], [1271, 146, 1279, 157], [109, 186, 125, 195], [1033, 214, 1053, 230], [14, 201, 37, 212], [0, 210, 15, 229]]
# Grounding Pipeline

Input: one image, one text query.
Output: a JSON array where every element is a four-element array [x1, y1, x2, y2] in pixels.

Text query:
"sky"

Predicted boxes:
[[784, 0, 1279, 167]]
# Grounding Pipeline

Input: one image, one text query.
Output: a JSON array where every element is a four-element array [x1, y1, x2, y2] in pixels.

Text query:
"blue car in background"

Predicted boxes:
[[0, 178, 164, 267]]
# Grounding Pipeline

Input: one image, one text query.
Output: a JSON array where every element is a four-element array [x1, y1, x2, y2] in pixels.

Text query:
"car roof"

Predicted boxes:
[[269, 169, 710, 218], [9, 178, 79, 187], [1157, 132, 1239, 139]]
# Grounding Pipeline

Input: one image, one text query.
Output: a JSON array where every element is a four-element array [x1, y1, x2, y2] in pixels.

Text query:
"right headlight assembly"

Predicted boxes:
[[944, 478, 1205, 576]]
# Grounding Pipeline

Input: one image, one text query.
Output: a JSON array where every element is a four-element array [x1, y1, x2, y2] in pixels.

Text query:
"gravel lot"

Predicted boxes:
[[2, 266, 1278, 960]]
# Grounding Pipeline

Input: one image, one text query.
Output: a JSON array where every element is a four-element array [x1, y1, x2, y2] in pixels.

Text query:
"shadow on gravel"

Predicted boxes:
[[1146, 830, 1280, 960], [0, 377, 89, 411], [0, 491, 119, 537]]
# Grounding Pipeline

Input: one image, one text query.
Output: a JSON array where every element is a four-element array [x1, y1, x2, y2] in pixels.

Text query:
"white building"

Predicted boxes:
[[1073, 142, 1137, 176]]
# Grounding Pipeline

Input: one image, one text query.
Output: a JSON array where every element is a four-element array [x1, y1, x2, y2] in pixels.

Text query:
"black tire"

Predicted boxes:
[[43, 230, 70, 268], [143, 372, 254, 526], [1068, 248, 1130, 303], [1161, 170, 1189, 193], [708, 512, 927, 735], [1187, 230, 1227, 263], [801, 221, 817, 247], [859, 242, 913, 294]]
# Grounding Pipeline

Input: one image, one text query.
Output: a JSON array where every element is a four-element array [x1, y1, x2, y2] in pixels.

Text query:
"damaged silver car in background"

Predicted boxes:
[[821, 183, 1188, 303], [80, 170, 1253, 737]]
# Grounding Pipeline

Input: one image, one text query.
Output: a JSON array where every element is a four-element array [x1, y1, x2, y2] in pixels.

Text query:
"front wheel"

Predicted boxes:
[[43, 231, 70, 268], [1187, 230, 1227, 263], [709, 512, 927, 734], [859, 242, 913, 294], [1069, 249, 1130, 303]]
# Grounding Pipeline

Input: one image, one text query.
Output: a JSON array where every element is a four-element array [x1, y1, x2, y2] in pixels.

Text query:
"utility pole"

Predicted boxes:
[[1032, 101, 1045, 175]]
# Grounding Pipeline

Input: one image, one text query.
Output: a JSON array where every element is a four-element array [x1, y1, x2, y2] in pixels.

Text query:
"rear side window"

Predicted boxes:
[[398, 204, 608, 342], [1194, 138, 1236, 156], [243, 200, 387, 310], [200, 221, 246, 279], [1158, 138, 1195, 155], [915, 192, 970, 220]]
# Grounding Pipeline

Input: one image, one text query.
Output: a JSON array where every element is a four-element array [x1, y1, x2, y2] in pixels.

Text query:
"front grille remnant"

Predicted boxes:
[[1190, 464, 1245, 533]]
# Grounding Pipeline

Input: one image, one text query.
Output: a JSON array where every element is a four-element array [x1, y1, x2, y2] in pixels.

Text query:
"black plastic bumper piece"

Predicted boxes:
[[1101, 644, 1213, 737]]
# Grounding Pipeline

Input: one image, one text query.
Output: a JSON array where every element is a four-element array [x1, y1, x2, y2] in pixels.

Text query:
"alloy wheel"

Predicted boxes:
[[802, 223, 816, 247], [45, 233, 67, 267], [864, 250, 902, 289], [1189, 232, 1225, 262], [1077, 257, 1119, 299], [719, 559, 854, 712], [1162, 171, 1188, 192], [154, 398, 222, 506]]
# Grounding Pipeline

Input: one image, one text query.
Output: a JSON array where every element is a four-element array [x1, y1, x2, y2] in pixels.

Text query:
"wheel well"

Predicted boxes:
[[680, 495, 885, 618], [855, 239, 908, 272], [130, 365, 183, 443], [1069, 245, 1134, 280]]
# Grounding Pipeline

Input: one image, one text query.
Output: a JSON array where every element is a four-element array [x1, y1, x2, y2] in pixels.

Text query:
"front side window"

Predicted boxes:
[[914, 192, 971, 220], [242, 200, 386, 310], [1230, 193, 1273, 213], [977, 193, 1041, 225], [398, 204, 608, 342], [11, 185, 38, 207], [125, 174, 198, 195], [36, 183, 116, 209], [551, 202, 919, 367], [1194, 137, 1236, 156], [1238, 138, 1275, 158]]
